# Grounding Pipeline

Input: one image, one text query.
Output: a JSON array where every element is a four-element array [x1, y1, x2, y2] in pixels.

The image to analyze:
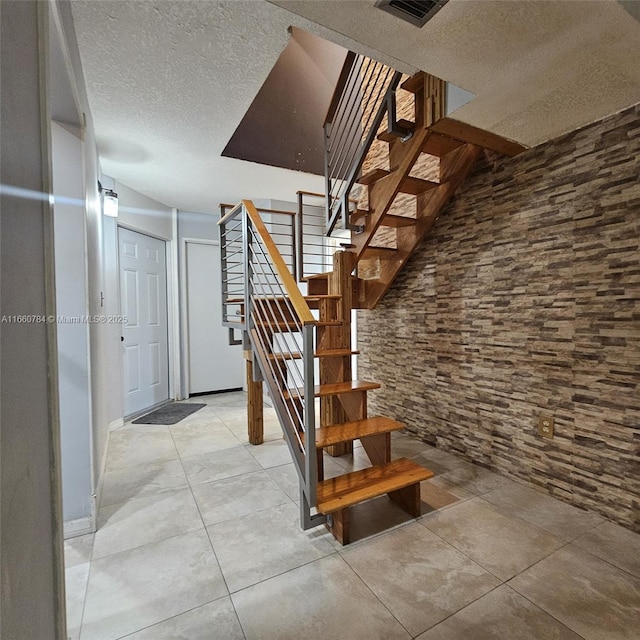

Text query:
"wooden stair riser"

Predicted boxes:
[[313, 417, 403, 483], [324, 481, 423, 546], [360, 432, 391, 466]]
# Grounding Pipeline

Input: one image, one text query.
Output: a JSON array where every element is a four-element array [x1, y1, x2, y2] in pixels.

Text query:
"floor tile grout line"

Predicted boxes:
[[227, 550, 341, 598], [336, 549, 414, 639], [113, 594, 241, 640], [409, 583, 506, 639], [506, 578, 589, 640], [90, 524, 207, 565], [414, 517, 509, 584], [443, 494, 580, 546], [69, 392, 639, 639], [569, 525, 640, 580], [202, 523, 234, 604], [421, 510, 576, 585], [169, 420, 245, 633], [558, 534, 640, 581], [96, 483, 194, 515]]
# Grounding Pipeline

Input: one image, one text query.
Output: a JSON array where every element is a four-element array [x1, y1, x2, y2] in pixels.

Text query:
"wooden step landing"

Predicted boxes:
[[357, 169, 438, 196], [283, 379, 380, 400], [315, 416, 404, 449], [430, 117, 527, 157], [316, 457, 434, 514]]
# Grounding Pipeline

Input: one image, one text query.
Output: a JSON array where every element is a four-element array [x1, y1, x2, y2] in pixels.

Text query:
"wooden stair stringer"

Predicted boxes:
[[348, 126, 432, 263], [361, 142, 482, 308]]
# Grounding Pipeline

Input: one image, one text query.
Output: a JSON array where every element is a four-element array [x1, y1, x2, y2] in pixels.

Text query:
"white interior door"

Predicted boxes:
[[186, 241, 243, 394], [119, 227, 169, 416]]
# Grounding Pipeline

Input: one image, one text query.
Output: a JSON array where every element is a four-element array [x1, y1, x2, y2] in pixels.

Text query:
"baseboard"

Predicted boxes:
[[94, 419, 123, 518], [108, 417, 124, 432], [63, 516, 94, 539]]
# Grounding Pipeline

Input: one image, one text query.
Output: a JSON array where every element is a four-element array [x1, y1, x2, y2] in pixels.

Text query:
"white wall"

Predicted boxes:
[[52, 121, 94, 529], [1, 2, 66, 637], [116, 181, 173, 240]]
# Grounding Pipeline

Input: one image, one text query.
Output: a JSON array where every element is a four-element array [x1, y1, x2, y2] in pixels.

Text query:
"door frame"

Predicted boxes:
[[117, 223, 177, 414], [180, 237, 226, 398]]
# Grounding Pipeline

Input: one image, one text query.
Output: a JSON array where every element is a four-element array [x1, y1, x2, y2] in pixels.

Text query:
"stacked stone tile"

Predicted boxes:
[[358, 103, 640, 532]]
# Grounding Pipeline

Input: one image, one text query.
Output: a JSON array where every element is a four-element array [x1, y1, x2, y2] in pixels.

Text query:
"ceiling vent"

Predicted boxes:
[[375, 0, 449, 27]]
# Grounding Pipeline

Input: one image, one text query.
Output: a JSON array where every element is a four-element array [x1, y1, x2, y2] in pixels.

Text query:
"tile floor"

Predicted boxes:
[[65, 391, 640, 640]]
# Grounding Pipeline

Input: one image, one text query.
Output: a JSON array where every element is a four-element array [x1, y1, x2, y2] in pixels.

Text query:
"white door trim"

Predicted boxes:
[[116, 221, 177, 402], [170, 208, 182, 399], [180, 238, 221, 398], [117, 225, 175, 415]]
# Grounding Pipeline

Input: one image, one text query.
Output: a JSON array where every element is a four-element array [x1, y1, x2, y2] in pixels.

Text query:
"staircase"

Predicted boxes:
[[218, 62, 525, 545]]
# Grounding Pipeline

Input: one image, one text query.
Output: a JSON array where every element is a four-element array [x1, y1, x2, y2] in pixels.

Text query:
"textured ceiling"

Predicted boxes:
[[272, 0, 640, 146], [223, 28, 347, 175], [70, 0, 640, 213]]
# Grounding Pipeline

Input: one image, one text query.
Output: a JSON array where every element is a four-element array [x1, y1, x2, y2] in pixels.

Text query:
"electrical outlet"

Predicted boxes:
[[538, 416, 554, 439]]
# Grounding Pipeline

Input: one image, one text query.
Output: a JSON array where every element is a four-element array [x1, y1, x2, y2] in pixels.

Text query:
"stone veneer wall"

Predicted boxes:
[[357, 103, 640, 532]]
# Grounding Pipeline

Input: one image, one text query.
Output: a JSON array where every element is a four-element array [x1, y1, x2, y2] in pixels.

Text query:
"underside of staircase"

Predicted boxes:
[[224, 69, 526, 545]]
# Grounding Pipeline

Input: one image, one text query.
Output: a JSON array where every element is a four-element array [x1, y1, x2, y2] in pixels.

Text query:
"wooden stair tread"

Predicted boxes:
[[316, 458, 434, 514], [351, 210, 416, 228], [357, 168, 389, 185], [315, 416, 404, 448], [301, 273, 329, 282], [362, 246, 399, 259], [268, 352, 302, 361], [422, 133, 465, 158], [400, 73, 425, 94], [315, 348, 360, 358], [401, 175, 439, 195], [283, 379, 381, 400], [256, 319, 341, 330], [376, 119, 415, 143], [379, 213, 416, 228], [227, 294, 340, 303], [269, 348, 359, 361], [357, 169, 438, 196]]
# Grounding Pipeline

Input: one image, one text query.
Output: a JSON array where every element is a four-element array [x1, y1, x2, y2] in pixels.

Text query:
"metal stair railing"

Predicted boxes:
[[295, 190, 351, 282], [324, 52, 403, 235], [218, 200, 325, 530]]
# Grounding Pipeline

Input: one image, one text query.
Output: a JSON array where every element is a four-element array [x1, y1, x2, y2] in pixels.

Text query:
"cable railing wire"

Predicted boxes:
[[324, 53, 401, 235]]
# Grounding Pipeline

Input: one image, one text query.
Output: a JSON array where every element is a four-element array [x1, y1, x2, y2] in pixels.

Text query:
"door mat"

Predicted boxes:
[[132, 402, 206, 425]]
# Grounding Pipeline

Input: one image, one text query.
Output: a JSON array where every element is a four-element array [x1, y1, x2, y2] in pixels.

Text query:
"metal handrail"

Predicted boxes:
[[218, 201, 324, 528], [324, 53, 402, 235]]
